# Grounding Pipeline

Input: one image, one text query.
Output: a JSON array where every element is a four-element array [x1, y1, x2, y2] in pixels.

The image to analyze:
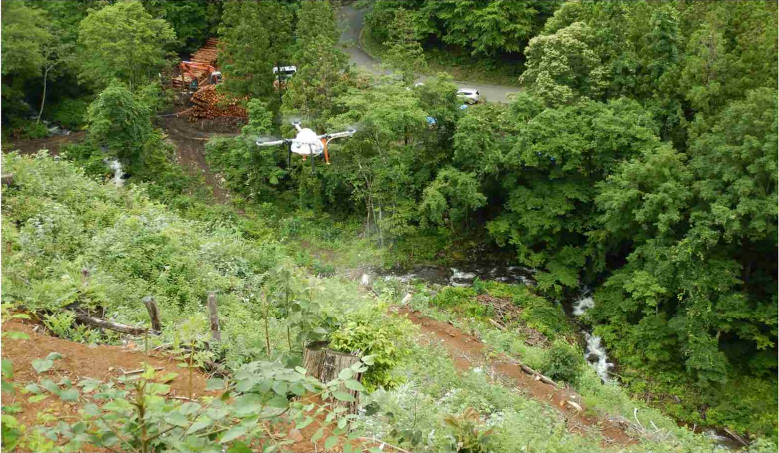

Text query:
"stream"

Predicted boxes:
[[368, 263, 744, 450]]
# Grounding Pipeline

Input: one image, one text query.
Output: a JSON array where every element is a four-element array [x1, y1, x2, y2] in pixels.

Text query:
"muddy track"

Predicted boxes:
[[399, 308, 637, 447], [157, 116, 242, 204], [3, 131, 87, 157]]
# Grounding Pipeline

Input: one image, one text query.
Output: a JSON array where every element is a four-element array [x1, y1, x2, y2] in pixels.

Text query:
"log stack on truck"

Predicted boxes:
[[170, 38, 248, 120], [172, 38, 222, 90]]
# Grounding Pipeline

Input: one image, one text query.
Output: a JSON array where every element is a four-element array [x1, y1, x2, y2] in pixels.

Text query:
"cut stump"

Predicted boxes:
[[302, 341, 362, 414]]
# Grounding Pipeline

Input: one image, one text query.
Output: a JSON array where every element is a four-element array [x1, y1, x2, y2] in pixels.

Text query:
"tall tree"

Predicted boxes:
[[142, 0, 222, 53], [218, 0, 293, 99], [1, 1, 51, 78], [283, 0, 348, 131], [417, 0, 541, 56], [36, 30, 75, 123], [382, 8, 427, 86], [77, 0, 176, 91], [86, 80, 153, 165]]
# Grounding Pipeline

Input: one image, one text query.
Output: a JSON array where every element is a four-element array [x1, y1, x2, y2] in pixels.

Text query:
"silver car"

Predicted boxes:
[[457, 88, 481, 104]]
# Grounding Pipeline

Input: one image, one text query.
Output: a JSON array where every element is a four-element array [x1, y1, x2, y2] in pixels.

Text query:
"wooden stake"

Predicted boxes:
[[143, 296, 162, 333], [207, 292, 221, 342]]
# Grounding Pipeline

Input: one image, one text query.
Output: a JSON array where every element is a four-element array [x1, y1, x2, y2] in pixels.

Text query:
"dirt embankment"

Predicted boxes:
[[399, 308, 637, 447], [1, 317, 373, 453]]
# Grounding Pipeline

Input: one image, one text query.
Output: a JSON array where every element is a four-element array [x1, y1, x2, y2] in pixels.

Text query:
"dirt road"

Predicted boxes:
[[338, 3, 522, 103]]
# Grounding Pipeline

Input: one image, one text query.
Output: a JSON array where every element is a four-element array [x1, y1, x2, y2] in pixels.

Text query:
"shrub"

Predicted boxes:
[[50, 97, 91, 130], [541, 339, 585, 387], [329, 305, 417, 391]]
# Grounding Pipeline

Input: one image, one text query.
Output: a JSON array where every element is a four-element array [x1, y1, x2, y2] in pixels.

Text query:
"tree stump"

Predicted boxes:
[[1, 174, 14, 187], [303, 341, 362, 414]]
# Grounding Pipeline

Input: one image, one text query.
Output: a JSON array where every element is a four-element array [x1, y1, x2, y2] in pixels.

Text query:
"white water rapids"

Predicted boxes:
[[572, 292, 614, 382], [106, 159, 124, 187]]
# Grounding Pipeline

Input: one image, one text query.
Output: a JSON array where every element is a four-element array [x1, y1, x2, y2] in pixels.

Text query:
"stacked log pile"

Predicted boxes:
[[172, 38, 220, 89], [180, 85, 247, 120]]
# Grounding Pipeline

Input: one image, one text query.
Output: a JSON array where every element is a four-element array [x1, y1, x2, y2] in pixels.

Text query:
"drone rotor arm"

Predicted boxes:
[[255, 139, 287, 147]]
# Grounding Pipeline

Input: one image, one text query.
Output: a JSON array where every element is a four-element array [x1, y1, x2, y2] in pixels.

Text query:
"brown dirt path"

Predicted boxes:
[[3, 131, 87, 156], [399, 308, 637, 447], [157, 115, 242, 205]]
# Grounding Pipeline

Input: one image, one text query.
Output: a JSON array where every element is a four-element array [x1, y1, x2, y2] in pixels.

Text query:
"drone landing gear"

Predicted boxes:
[[321, 138, 330, 165]]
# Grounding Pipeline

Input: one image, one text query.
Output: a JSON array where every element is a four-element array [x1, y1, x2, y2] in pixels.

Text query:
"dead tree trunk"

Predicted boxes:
[[143, 296, 162, 333], [207, 292, 221, 342], [303, 341, 362, 414], [72, 313, 146, 335]]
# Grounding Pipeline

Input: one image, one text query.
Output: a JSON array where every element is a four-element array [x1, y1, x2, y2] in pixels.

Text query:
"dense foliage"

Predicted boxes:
[[2, 0, 777, 446]]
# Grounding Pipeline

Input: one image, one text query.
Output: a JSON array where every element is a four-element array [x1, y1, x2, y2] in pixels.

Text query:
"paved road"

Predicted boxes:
[[338, 3, 520, 103]]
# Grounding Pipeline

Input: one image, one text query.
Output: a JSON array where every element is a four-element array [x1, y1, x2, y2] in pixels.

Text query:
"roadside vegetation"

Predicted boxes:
[[2, 0, 777, 451]]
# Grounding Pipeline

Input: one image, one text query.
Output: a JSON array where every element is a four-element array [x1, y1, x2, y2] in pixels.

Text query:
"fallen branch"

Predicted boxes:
[[723, 428, 749, 447], [488, 318, 506, 331], [356, 437, 411, 453], [120, 367, 164, 375], [73, 312, 146, 335]]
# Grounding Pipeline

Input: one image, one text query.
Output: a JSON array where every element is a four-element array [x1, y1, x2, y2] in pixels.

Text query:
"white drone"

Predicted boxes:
[[256, 121, 356, 172]]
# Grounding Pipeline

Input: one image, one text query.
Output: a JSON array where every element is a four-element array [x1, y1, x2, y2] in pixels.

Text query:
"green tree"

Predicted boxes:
[[283, 0, 349, 131], [206, 99, 288, 203], [419, 168, 486, 232], [36, 31, 75, 123], [382, 8, 427, 86], [520, 22, 605, 107], [141, 0, 222, 53], [487, 96, 660, 293], [77, 0, 176, 91], [417, 0, 543, 56], [218, 0, 294, 99], [1, 1, 51, 77], [86, 80, 153, 164]]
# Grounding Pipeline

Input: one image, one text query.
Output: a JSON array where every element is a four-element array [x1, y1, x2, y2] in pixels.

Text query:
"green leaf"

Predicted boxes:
[[83, 404, 101, 417], [206, 378, 225, 390], [25, 383, 41, 394], [324, 436, 338, 450], [338, 368, 353, 380], [32, 359, 53, 374], [272, 381, 288, 396], [294, 366, 307, 375], [40, 379, 59, 395], [166, 412, 189, 428], [28, 394, 48, 403], [220, 425, 247, 444], [332, 391, 355, 402], [59, 388, 79, 402], [227, 441, 253, 453], [290, 382, 306, 396], [361, 355, 375, 366], [46, 352, 63, 361], [266, 395, 289, 409], [344, 380, 364, 392], [186, 420, 212, 434], [311, 427, 325, 443], [296, 416, 314, 430], [159, 372, 179, 383], [1, 360, 12, 379], [4, 332, 29, 340]]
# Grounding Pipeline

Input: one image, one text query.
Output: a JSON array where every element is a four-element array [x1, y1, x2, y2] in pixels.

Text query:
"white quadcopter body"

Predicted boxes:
[[256, 121, 356, 171]]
